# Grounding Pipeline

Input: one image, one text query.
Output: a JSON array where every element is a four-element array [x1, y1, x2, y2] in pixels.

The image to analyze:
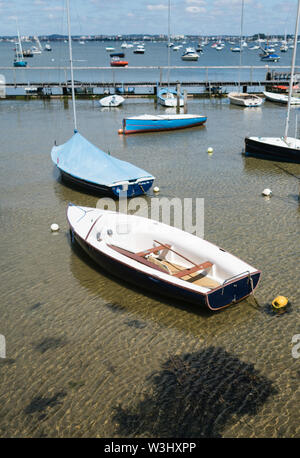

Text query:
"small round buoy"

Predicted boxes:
[[272, 295, 288, 310], [118, 129, 123, 135], [262, 188, 272, 197], [153, 186, 160, 193], [207, 147, 213, 154], [50, 223, 60, 232]]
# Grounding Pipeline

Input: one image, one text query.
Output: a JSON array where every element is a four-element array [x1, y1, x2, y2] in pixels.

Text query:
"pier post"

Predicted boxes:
[[183, 90, 187, 113], [176, 82, 181, 111], [159, 67, 162, 87]]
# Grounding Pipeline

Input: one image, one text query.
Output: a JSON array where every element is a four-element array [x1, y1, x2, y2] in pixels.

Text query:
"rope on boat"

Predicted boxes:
[[249, 273, 261, 308], [139, 183, 146, 194]]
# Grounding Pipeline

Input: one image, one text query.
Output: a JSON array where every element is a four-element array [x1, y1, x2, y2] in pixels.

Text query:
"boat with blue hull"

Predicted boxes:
[[120, 114, 207, 135], [13, 19, 27, 67], [51, 0, 154, 198], [260, 52, 280, 62], [51, 133, 155, 197], [67, 205, 261, 311]]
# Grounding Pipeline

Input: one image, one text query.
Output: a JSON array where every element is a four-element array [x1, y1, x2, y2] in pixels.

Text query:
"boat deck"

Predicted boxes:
[[158, 259, 221, 289]]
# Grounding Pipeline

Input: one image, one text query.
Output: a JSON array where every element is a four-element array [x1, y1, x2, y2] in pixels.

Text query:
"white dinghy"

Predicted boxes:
[[228, 1, 263, 108], [228, 93, 263, 107], [99, 95, 125, 107], [67, 205, 261, 311]]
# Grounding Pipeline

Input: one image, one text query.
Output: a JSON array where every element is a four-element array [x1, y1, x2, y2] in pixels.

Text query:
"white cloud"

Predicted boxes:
[[147, 4, 168, 10], [43, 6, 64, 11], [186, 6, 206, 13], [186, 0, 206, 4]]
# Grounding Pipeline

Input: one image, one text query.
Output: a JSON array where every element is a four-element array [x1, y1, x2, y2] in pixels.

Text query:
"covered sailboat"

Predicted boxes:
[[245, 0, 300, 163], [51, 0, 155, 197], [51, 133, 155, 196]]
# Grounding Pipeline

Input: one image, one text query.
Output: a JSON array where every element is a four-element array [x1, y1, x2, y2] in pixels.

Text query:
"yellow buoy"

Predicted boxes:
[[153, 186, 160, 193], [118, 129, 123, 135], [272, 295, 288, 309], [207, 147, 213, 154]]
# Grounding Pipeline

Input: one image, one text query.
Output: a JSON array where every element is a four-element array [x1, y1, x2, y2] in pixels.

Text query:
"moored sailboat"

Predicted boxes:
[[119, 114, 207, 135], [13, 20, 27, 67], [245, 0, 300, 163], [228, 0, 263, 107], [51, 0, 155, 197]]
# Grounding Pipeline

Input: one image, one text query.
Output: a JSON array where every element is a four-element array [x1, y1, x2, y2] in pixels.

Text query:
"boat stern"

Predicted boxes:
[[206, 271, 261, 311]]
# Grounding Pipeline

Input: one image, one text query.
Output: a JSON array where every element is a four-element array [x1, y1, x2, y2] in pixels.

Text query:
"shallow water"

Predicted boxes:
[[0, 96, 299, 438]]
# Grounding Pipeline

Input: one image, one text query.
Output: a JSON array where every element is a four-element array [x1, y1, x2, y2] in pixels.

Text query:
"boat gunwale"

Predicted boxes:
[[67, 205, 261, 310]]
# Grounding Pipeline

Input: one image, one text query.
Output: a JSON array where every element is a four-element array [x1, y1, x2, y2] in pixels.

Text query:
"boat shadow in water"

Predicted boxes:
[[68, 231, 216, 318], [112, 346, 278, 438]]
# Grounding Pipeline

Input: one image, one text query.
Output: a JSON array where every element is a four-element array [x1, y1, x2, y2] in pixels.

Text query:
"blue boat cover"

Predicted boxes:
[[51, 132, 154, 186]]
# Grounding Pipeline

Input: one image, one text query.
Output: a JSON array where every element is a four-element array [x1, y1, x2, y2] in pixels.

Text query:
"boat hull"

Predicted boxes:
[[245, 137, 300, 163], [70, 229, 260, 311], [122, 116, 207, 134], [58, 169, 154, 197], [14, 61, 27, 67], [228, 93, 263, 107]]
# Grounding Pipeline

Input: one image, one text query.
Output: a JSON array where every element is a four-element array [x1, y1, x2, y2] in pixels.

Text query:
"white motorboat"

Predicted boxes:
[[99, 94, 125, 107]]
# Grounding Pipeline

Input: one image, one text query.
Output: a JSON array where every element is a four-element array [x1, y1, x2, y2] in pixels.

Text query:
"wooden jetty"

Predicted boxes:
[[1, 65, 299, 99]]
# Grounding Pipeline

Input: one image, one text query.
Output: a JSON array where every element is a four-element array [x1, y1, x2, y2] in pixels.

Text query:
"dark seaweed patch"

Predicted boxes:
[[125, 319, 147, 329], [113, 346, 277, 438], [33, 337, 66, 354], [105, 302, 126, 314], [24, 391, 67, 415], [30, 302, 43, 311], [68, 380, 85, 389]]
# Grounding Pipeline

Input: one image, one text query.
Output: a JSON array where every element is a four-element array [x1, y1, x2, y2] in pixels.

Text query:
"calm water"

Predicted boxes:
[[0, 59, 300, 438], [1, 40, 299, 94]]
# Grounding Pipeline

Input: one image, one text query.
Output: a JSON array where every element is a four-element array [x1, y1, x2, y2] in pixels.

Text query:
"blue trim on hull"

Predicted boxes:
[[207, 273, 260, 309], [60, 169, 154, 198], [14, 61, 27, 67], [123, 116, 207, 134]]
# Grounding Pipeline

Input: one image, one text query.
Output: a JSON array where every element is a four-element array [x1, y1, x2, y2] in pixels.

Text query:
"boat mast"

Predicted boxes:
[[66, 0, 78, 133], [238, 0, 244, 92], [167, 0, 171, 87], [16, 19, 23, 60], [284, 0, 300, 140]]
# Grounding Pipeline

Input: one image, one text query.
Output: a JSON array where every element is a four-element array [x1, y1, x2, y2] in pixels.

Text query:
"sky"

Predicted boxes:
[[0, 0, 297, 37]]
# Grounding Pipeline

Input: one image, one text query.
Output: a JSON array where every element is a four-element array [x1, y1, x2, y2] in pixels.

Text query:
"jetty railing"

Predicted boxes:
[[0, 65, 299, 96]]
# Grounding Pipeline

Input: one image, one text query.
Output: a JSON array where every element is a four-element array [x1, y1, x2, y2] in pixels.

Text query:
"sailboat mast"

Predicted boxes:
[[66, 0, 78, 133], [238, 0, 244, 92], [16, 19, 23, 59], [167, 0, 171, 87], [284, 0, 300, 139]]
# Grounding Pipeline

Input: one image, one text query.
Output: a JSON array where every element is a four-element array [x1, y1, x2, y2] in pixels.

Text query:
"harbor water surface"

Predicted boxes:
[[0, 92, 299, 437]]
